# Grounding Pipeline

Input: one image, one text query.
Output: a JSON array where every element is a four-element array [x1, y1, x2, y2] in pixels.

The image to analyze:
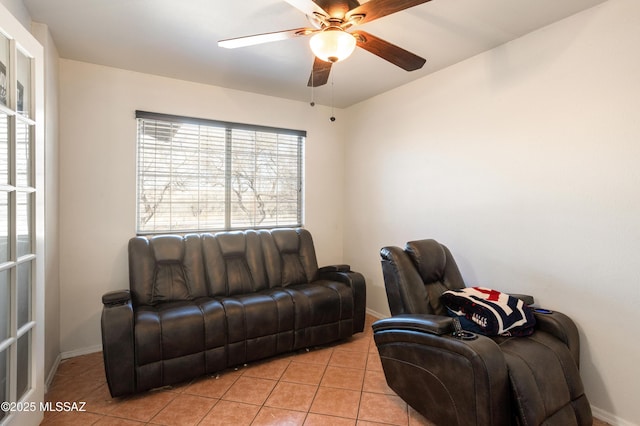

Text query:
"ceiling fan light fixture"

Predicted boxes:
[[309, 28, 356, 63]]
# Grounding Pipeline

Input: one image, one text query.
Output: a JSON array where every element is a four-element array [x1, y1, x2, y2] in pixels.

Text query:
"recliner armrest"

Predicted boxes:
[[102, 289, 131, 306], [373, 314, 454, 336], [318, 264, 351, 273], [534, 310, 581, 367], [373, 314, 512, 425], [509, 293, 535, 305]]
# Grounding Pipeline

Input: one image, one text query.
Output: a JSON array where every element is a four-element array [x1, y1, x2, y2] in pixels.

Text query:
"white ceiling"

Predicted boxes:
[[23, 0, 606, 108]]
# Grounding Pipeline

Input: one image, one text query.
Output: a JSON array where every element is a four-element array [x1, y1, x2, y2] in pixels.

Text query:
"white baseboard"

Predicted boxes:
[[44, 353, 62, 393], [366, 307, 389, 319], [44, 345, 103, 393], [61, 344, 103, 360], [591, 406, 637, 426]]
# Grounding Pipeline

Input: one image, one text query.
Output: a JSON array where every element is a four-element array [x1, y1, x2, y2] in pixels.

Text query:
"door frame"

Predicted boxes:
[[0, 3, 45, 426]]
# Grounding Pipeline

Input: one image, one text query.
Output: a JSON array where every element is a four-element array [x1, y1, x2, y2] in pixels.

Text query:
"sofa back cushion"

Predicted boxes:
[[129, 234, 208, 306], [260, 228, 319, 287], [202, 230, 268, 296], [129, 228, 320, 303]]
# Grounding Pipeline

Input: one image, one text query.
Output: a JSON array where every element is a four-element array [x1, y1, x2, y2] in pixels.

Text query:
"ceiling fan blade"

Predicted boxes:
[[346, 0, 432, 26], [218, 28, 313, 49], [307, 57, 332, 87], [354, 31, 426, 71], [284, 0, 330, 18]]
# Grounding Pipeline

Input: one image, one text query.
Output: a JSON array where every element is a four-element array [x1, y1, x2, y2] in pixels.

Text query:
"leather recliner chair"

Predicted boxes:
[[373, 239, 592, 426]]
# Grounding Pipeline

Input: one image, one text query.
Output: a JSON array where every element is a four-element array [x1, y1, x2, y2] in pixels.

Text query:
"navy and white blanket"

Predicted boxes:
[[441, 287, 536, 336]]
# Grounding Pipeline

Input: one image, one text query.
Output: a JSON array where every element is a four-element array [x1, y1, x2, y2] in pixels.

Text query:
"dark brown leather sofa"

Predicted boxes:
[[373, 239, 592, 426], [101, 228, 366, 397]]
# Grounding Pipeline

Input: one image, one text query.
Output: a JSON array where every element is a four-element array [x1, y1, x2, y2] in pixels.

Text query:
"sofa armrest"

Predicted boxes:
[[318, 267, 366, 333], [101, 290, 136, 397], [318, 264, 351, 274], [534, 309, 581, 367], [373, 315, 511, 425], [102, 289, 131, 306]]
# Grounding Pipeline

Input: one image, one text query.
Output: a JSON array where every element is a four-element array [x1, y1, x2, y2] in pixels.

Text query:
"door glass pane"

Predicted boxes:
[[0, 113, 7, 184], [17, 261, 31, 328], [16, 50, 31, 118], [16, 120, 31, 187], [0, 192, 7, 263], [0, 270, 8, 342], [17, 192, 32, 257], [0, 349, 7, 421], [17, 331, 30, 400], [0, 34, 8, 107]]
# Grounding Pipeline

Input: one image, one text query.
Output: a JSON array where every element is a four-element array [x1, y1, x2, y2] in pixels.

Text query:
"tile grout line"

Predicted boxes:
[[294, 348, 331, 425]]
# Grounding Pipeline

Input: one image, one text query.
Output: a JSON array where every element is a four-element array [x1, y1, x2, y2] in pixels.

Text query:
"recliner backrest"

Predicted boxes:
[[128, 234, 208, 306], [202, 230, 268, 296], [260, 228, 319, 287], [380, 239, 465, 316]]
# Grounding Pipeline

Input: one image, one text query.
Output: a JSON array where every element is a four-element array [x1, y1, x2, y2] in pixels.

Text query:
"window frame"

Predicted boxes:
[[135, 111, 305, 234]]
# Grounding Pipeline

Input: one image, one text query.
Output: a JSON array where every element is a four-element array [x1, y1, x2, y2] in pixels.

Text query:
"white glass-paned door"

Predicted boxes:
[[0, 3, 45, 425]]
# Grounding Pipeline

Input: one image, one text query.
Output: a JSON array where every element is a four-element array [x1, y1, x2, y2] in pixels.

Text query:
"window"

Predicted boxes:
[[136, 111, 305, 234]]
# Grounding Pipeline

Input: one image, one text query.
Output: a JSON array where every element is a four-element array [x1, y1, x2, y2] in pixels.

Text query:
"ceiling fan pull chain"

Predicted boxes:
[[330, 76, 336, 122], [310, 68, 315, 107]]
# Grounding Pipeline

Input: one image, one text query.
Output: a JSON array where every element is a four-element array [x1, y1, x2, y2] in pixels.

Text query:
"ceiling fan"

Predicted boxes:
[[218, 0, 430, 87]]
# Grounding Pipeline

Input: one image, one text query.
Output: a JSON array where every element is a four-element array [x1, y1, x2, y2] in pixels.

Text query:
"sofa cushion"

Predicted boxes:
[[221, 289, 295, 363], [152, 263, 190, 303], [202, 231, 269, 296], [260, 228, 320, 287], [498, 330, 592, 425], [135, 299, 226, 366], [151, 235, 185, 262], [273, 231, 307, 285], [150, 235, 208, 304], [129, 234, 208, 306], [285, 280, 355, 348]]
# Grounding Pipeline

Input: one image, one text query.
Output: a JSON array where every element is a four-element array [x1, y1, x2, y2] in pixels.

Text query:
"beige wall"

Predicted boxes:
[[343, 1, 640, 424], [58, 59, 346, 354]]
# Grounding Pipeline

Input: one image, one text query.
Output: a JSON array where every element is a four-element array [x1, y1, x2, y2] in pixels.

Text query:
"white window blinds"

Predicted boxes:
[[136, 111, 304, 234]]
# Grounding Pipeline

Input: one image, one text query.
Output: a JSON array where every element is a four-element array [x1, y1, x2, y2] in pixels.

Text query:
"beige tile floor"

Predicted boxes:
[[41, 314, 609, 425]]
